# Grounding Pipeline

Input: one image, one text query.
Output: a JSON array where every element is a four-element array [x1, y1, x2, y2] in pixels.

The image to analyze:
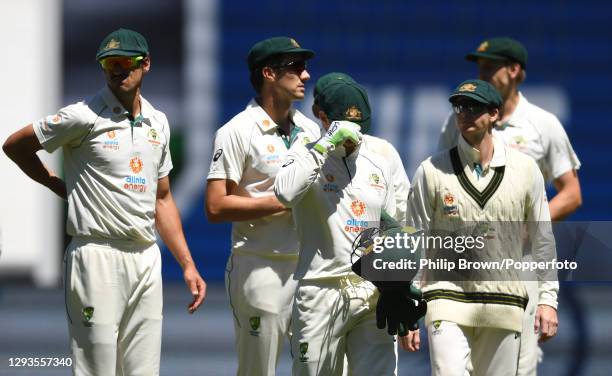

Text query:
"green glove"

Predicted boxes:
[[313, 120, 362, 155]]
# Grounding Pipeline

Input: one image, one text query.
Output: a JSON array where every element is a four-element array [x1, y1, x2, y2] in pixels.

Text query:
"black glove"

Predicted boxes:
[[375, 284, 427, 336], [351, 213, 427, 336]]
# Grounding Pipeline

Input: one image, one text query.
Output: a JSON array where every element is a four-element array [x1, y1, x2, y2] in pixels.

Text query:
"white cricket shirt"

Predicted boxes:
[[362, 135, 410, 223], [207, 99, 321, 256], [275, 142, 396, 280], [33, 86, 172, 243]]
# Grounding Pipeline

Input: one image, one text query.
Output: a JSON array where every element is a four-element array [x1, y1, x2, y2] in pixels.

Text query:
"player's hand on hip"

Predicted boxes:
[[399, 329, 421, 352], [535, 304, 558, 343], [183, 265, 207, 314], [313, 121, 362, 155]]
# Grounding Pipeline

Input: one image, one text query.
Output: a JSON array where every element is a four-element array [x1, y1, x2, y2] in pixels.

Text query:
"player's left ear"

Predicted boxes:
[[142, 56, 151, 74], [507, 62, 521, 80], [488, 107, 500, 122]]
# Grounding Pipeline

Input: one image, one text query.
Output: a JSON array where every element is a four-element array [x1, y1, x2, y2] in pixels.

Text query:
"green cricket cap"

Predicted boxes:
[[96, 28, 149, 60], [318, 81, 372, 133], [313, 72, 356, 102], [247, 36, 314, 71], [449, 79, 503, 108], [466, 37, 528, 69]]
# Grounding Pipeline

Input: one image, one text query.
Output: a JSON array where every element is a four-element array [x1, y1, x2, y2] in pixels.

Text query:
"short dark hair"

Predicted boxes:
[[248, 54, 287, 93]]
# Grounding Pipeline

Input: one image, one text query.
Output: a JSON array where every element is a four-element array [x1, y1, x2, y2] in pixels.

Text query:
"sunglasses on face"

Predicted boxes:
[[452, 102, 488, 116], [272, 60, 307, 74], [99, 56, 144, 71]]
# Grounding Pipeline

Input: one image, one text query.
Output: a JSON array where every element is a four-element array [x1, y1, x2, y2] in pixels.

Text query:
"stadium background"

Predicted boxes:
[[1, 0, 611, 374]]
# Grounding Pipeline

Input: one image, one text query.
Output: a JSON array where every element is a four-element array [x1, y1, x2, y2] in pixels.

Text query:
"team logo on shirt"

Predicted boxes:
[[267, 144, 275, 153], [103, 130, 120, 150], [147, 128, 161, 146], [350, 200, 366, 217], [129, 157, 144, 174], [369, 173, 384, 190], [443, 193, 459, 216]]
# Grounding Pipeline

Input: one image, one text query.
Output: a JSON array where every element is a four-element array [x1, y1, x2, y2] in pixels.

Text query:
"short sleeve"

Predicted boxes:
[[207, 125, 247, 184], [32, 104, 91, 152], [546, 117, 581, 179], [158, 118, 173, 178]]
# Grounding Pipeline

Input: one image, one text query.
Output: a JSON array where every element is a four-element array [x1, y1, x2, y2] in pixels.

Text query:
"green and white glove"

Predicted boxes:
[[313, 120, 362, 155]]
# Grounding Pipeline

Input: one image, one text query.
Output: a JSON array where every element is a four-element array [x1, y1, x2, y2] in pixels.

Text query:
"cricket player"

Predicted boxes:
[[311, 72, 410, 223], [275, 81, 398, 375], [3, 28, 206, 375], [403, 79, 559, 375], [205, 37, 320, 376], [437, 37, 581, 374]]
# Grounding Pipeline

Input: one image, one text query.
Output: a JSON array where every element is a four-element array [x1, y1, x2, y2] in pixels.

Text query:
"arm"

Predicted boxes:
[[2, 124, 66, 199], [205, 178, 287, 223], [526, 163, 559, 342], [156, 176, 206, 313], [274, 145, 324, 208], [549, 170, 582, 220]]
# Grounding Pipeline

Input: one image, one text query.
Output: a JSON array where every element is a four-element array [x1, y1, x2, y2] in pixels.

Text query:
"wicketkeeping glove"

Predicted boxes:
[[313, 120, 362, 155], [351, 212, 427, 336], [376, 285, 427, 336]]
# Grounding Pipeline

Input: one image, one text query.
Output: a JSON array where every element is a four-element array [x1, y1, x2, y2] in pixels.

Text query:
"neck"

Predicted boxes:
[[257, 92, 292, 131], [500, 89, 520, 124], [111, 86, 141, 117], [463, 130, 494, 166]]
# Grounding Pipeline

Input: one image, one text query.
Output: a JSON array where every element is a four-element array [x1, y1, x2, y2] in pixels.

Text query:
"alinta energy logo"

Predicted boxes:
[[345, 199, 368, 233], [103, 130, 120, 150], [124, 157, 147, 192]]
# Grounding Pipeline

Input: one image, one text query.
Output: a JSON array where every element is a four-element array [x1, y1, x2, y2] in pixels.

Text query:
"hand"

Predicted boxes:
[[535, 304, 558, 343], [313, 121, 362, 155], [399, 329, 421, 352], [183, 265, 207, 314], [375, 287, 427, 336]]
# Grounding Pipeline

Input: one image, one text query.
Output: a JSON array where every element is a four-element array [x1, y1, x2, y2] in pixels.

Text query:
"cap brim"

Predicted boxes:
[[465, 52, 508, 63], [448, 92, 490, 105], [286, 48, 315, 60], [96, 49, 145, 60]]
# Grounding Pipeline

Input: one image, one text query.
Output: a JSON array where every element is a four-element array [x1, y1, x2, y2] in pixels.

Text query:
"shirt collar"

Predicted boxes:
[[246, 98, 297, 133], [100, 86, 151, 126], [496, 91, 529, 129], [457, 134, 506, 168]]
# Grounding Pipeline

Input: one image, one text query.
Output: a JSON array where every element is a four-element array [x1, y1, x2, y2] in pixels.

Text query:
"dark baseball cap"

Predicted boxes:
[[313, 72, 356, 102], [247, 37, 314, 71], [318, 81, 372, 133], [96, 28, 149, 60], [449, 79, 503, 108], [466, 37, 528, 69]]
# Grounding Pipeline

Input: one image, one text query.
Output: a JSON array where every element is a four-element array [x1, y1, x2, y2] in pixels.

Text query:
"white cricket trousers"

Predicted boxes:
[[517, 280, 541, 376], [428, 321, 520, 376], [291, 275, 397, 376], [64, 237, 163, 376], [225, 252, 298, 376]]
